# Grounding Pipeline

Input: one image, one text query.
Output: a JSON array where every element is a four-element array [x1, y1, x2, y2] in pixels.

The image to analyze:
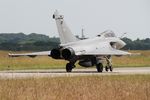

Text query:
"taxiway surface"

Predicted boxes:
[[0, 67, 150, 79]]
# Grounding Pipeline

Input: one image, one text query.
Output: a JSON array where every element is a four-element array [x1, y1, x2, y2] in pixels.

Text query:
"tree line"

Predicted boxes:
[[0, 33, 149, 51], [0, 33, 59, 51], [122, 37, 150, 50]]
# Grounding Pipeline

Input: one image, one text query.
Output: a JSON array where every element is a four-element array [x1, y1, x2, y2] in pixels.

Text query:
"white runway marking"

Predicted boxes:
[[0, 67, 150, 79]]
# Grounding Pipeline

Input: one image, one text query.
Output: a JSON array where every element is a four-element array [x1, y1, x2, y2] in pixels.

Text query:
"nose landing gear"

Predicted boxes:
[[105, 56, 113, 72], [105, 66, 113, 72]]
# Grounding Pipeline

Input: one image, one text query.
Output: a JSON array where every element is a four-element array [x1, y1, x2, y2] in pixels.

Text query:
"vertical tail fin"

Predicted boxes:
[[53, 10, 78, 44]]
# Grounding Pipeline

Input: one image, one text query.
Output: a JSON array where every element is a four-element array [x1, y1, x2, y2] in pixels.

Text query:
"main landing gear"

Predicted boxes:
[[93, 57, 104, 73], [66, 63, 75, 72], [96, 63, 103, 72], [66, 58, 76, 72]]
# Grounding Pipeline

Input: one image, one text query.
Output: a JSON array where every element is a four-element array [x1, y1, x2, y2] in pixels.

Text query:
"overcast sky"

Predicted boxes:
[[0, 0, 150, 40]]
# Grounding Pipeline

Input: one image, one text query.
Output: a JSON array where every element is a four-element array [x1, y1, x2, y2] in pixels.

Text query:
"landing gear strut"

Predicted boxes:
[[105, 56, 113, 72]]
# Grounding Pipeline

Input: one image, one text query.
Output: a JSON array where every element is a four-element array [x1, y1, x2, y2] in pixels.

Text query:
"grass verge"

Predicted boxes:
[[0, 75, 150, 100]]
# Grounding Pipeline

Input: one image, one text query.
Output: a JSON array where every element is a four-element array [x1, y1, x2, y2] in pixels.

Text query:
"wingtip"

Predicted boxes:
[[8, 53, 19, 57], [8, 53, 12, 57]]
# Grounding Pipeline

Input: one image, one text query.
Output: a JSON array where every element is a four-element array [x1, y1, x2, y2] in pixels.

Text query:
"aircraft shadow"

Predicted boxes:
[[3, 70, 112, 74]]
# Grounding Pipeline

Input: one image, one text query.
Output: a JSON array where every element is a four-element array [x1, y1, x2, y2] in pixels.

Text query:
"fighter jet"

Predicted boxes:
[[9, 11, 131, 72]]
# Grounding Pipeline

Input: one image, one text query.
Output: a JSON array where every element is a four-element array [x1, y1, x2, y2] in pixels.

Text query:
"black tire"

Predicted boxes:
[[105, 66, 109, 72], [96, 63, 103, 72], [109, 66, 113, 72], [66, 63, 72, 72]]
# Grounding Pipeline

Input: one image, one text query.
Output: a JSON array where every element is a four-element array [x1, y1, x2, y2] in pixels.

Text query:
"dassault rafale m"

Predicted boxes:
[[9, 11, 132, 72]]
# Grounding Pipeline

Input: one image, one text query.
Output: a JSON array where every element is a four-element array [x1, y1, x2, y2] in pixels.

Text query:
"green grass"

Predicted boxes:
[[0, 75, 150, 100], [113, 50, 150, 67], [0, 50, 149, 70]]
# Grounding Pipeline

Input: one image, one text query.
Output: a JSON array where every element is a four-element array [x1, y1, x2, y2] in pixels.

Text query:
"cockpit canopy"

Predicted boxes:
[[97, 30, 116, 38]]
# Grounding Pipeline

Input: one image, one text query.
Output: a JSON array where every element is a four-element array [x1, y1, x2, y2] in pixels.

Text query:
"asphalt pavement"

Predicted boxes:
[[0, 67, 150, 79]]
